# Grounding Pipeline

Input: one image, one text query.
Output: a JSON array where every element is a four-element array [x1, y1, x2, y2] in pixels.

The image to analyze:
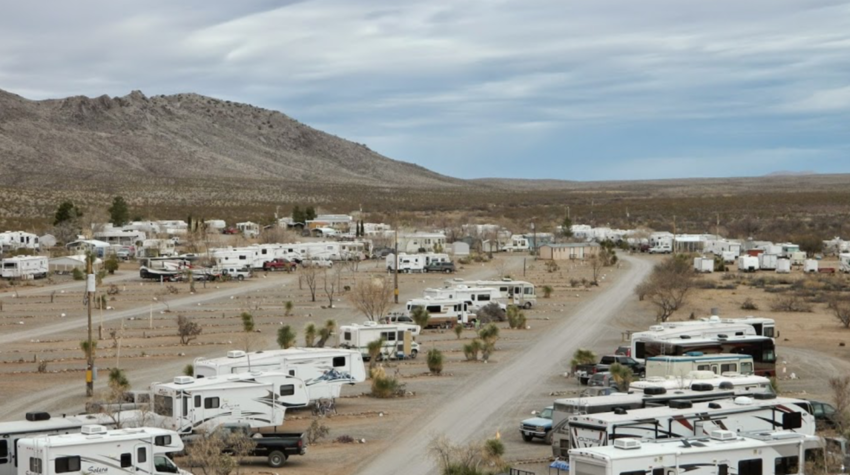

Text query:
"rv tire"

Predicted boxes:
[[524, 302, 532, 309], [444, 269, 451, 274], [410, 349, 418, 359], [268, 451, 287, 467], [237, 275, 245, 281]]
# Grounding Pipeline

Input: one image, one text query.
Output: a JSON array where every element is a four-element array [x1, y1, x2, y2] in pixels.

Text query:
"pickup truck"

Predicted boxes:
[[263, 258, 297, 272], [520, 406, 553, 443], [186, 423, 306, 468], [575, 355, 645, 384], [425, 262, 456, 273]]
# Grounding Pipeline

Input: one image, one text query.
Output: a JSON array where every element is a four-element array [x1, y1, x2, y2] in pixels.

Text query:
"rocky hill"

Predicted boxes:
[[0, 89, 460, 189]]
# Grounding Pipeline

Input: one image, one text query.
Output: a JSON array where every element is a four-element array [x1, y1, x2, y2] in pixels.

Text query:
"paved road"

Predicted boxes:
[[355, 255, 654, 475]]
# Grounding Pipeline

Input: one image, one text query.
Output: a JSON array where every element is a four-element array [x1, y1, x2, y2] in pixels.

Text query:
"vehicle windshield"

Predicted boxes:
[[540, 408, 553, 419]]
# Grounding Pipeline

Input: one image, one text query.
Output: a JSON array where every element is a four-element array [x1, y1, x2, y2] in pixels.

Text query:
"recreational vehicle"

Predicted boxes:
[[665, 315, 777, 339], [635, 335, 777, 376], [630, 322, 758, 362], [422, 286, 507, 312], [338, 322, 419, 360], [386, 253, 426, 273], [738, 255, 759, 272], [693, 257, 714, 273], [16, 425, 189, 475], [568, 396, 815, 449], [568, 430, 822, 475], [840, 253, 850, 273], [193, 348, 366, 401], [405, 297, 470, 328], [150, 373, 308, 434], [645, 353, 755, 378], [0, 256, 48, 280], [630, 371, 774, 395], [0, 413, 119, 475], [446, 279, 537, 308]]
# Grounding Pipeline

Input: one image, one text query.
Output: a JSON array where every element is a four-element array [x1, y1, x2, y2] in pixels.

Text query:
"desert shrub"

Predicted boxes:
[[570, 348, 596, 371], [770, 294, 813, 313], [277, 325, 296, 349], [570, 278, 580, 288], [542, 285, 553, 298], [506, 306, 527, 329], [453, 324, 463, 339], [483, 438, 505, 459], [336, 435, 355, 444], [411, 305, 431, 329], [306, 417, 330, 444], [476, 303, 505, 324], [72, 268, 84, 280], [740, 298, 758, 310], [284, 300, 294, 316], [103, 255, 120, 274], [427, 348, 444, 375], [478, 324, 500, 361], [463, 339, 482, 361], [545, 261, 559, 273], [183, 364, 194, 377], [37, 360, 48, 373], [695, 280, 717, 290], [370, 367, 405, 398]]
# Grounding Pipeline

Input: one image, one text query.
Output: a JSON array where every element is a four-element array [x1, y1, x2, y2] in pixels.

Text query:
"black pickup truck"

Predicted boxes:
[[186, 423, 306, 467], [575, 355, 645, 384]]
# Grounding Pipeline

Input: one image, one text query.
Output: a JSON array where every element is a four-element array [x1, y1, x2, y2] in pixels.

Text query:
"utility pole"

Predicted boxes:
[[394, 229, 399, 304], [85, 255, 95, 397]]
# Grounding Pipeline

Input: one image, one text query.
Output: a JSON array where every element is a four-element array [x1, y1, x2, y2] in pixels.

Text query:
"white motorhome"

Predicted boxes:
[[16, 425, 189, 475], [630, 321, 757, 362], [405, 297, 470, 328], [646, 353, 755, 378], [423, 286, 506, 312], [568, 395, 814, 450], [193, 348, 366, 402], [150, 373, 308, 434], [386, 253, 426, 273], [0, 256, 48, 280], [0, 413, 119, 475], [738, 255, 759, 272], [630, 371, 774, 395], [447, 278, 536, 309], [338, 322, 419, 360], [666, 315, 777, 339], [569, 430, 822, 475]]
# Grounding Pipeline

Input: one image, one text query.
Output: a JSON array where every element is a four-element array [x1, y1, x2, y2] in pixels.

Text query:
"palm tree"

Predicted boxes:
[[316, 319, 336, 347], [609, 362, 634, 392], [277, 325, 296, 349], [366, 338, 385, 373], [410, 306, 430, 329], [569, 348, 596, 373], [304, 323, 317, 347]]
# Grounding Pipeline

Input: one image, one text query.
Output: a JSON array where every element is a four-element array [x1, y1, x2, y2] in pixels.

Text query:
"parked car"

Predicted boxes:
[[263, 258, 297, 272], [648, 245, 672, 254], [589, 372, 616, 388], [220, 266, 252, 281], [520, 406, 553, 443], [808, 399, 839, 428], [302, 259, 333, 268], [596, 355, 645, 378], [186, 423, 306, 467], [425, 262, 456, 273], [614, 345, 631, 357]]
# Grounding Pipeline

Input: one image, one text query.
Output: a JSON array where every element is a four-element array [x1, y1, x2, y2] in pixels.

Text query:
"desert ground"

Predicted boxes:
[[1, 253, 847, 474]]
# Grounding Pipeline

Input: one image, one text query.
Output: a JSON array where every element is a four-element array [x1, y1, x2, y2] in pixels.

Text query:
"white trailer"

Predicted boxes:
[[16, 425, 189, 475], [630, 371, 774, 395], [630, 321, 757, 362], [405, 297, 470, 328], [776, 258, 791, 274], [693, 257, 714, 273], [446, 278, 537, 309], [0, 256, 48, 280], [150, 373, 308, 434], [737, 255, 759, 272], [568, 430, 822, 475], [568, 395, 814, 450], [789, 251, 806, 265], [804, 259, 819, 273], [721, 250, 738, 264], [0, 413, 119, 475], [840, 253, 850, 273], [423, 286, 507, 312], [386, 253, 426, 273], [192, 348, 366, 402], [759, 253, 778, 270], [338, 322, 419, 360], [646, 353, 754, 378]]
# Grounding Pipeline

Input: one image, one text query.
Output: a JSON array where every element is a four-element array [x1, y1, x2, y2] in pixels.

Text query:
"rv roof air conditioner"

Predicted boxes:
[[709, 430, 736, 441], [81, 425, 108, 435], [649, 325, 664, 332], [613, 439, 641, 450], [708, 315, 721, 322], [227, 350, 247, 358], [734, 396, 754, 406], [173, 376, 194, 385], [642, 387, 667, 395]]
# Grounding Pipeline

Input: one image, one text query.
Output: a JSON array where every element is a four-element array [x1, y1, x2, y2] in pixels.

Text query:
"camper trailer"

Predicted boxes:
[[193, 348, 366, 402], [738, 255, 759, 272], [840, 253, 850, 273], [0, 413, 120, 475], [568, 396, 815, 450], [0, 256, 48, 280], [405, 297, 470, 328], [759, 253, 778, 270], [630, 371, 774, 394], [693, 257, 714, 273], [386, 253, 426, 273], [422, 286, 506, 312], [338, 322, 419, 360], [776, 258, 792, 274], [804, 259, 819, 273], [645, 353, 755, 378], [447, 279, 536, 309], [150, 373, 308, 434], [16, 426, 189, 475], [568, 430, 822, 475]]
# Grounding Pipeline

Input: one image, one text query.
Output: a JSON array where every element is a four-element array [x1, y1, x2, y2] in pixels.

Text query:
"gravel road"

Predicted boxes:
[[354, 254, 654, 475]]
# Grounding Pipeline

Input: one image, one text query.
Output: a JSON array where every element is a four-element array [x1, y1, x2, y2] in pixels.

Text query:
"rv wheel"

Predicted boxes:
[[524, 302, 532, 309], [268, 451, 287, 467], [444, 269, 451, 274], [237, 275, 245, 281], [410, 350, 418, 359]]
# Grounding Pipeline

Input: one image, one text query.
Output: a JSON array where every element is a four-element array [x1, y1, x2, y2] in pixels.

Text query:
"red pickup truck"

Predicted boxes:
[[263, 258, 297, 272]]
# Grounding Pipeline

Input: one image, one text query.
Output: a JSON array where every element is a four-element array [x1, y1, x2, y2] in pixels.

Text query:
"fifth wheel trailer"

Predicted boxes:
[[0, 256, 48, 280]]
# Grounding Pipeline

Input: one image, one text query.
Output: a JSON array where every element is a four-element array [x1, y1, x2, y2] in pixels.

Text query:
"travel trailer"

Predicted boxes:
[[693, 257, 714, 273], [446, 278, 536, 309], [635, 335, 777, 376], [193, 348, 366, 401], [386, 253, 426, 273], [405, 297, 470, 328], [0, 256, 48, 280], [16, 425, 189, 475], [840, 253, 850, 273], [0, 412, 119, 475], [422, 286, 507, 312], [645, 353, 755, 378], [568, 430, 822, 475], [568, 395, 815, 450], [338, 322, 419, 360], [150, 373, 308, 434], [630, 321, 758, 362], [738, 255, 759, 272], [630, 371, 774, 394]]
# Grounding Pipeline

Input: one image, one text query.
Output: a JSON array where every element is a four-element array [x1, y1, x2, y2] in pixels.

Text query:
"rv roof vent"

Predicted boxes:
[[173, 376, 195, 385], [613, 439, 641, 450], [669, 400, 693, 409], [709, 430, 736, 441], [81, 425, 108, 435], [753, 392, 776, 400], [734, 396, 754, 406], [643, 387, 667, 395], [719, 382, 734, 390], [613, 408, 628, 415], [501, 277, 511, 282], [649, 325, 664, 332], [227, 350, 247, 359], [717, 334, 728, 340], [708, 315, 721, 322], [708, 402, 721, 409], [690, 383, 714, 392], [26, 412, 51, 422], [680, 335, 691, 339], [684, 351, 704, 357]]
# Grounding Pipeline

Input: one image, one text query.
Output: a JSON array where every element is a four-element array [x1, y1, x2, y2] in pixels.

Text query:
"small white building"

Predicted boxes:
[[49, 255, 102, 273], [66, 239, 111, 257], [452, 241, 470, 257], [94, 226, 146, 246], [398, 232, 447, 253], [236, 221, 260, 238], [0, 231, 40, 251]]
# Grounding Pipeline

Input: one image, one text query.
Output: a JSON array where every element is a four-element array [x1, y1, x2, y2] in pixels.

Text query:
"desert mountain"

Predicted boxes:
[[0, 89, 460, 189]]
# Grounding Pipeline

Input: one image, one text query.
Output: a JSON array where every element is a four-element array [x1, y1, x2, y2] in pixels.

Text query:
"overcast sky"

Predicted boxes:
[[2, 0, 849, 181]]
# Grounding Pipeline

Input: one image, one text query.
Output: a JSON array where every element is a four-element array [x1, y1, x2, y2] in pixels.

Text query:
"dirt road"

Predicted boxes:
[[354, 255, 653, 475]]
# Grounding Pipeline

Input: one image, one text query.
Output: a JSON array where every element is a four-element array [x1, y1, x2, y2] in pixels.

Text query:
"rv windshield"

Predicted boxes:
[[154, 395, 173, 417]]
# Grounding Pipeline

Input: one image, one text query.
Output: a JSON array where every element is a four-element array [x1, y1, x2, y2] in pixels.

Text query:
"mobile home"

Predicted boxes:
[[405, 297, 470, 328], [16, 425, 189, 475], [338, 322, 419, 360], [192, 348, 366, 402], [0, 256, 48, 280], [150, 373, 308, 434], [645, 353, 755, 378]]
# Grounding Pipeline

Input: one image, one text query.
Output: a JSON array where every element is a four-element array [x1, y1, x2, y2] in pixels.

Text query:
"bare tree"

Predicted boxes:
[[348, 277, 393, 321], [828, 297, 850, 328], [302, 265, 319, 302], [635, 256, 694, 322], [829, 376, 850, 432], [177, 314, 202, 345], [323, 268, 337, 308]]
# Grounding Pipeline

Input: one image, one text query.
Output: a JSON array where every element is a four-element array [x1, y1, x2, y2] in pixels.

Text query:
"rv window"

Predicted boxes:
[[154, 395, 173, 417], [477, 294, 490, 301], [154, 435, 172, 446], [137, 448, 147, 464], [183, 396, 189, 417], [620, 471, 646, 475], [344, 331, 351, 341], [572, 461, 605, 475], [697, 365, 710, 371], [280, 385, 295, 397], [741, 362, 753, 374], [717, 466, 728, 475], [426, 305, 441, 313], [782, 412, 802, 430], [775, 456, 799, 475], [738, 459, 762, 474], [652, 470, 664, 475], [121, 453, 132, 468], [764, 327, 775, 338], [0, 440, 7, 464], [333, 356, 346, 367], [204, 397, 220, 409], [289, 370, 295, 376], [195, 395, 201, 407], [30, 458, 42, 474], [524, 287, 533, 295], [55, 456, 80, 473], [721, 363, 736, 373]]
